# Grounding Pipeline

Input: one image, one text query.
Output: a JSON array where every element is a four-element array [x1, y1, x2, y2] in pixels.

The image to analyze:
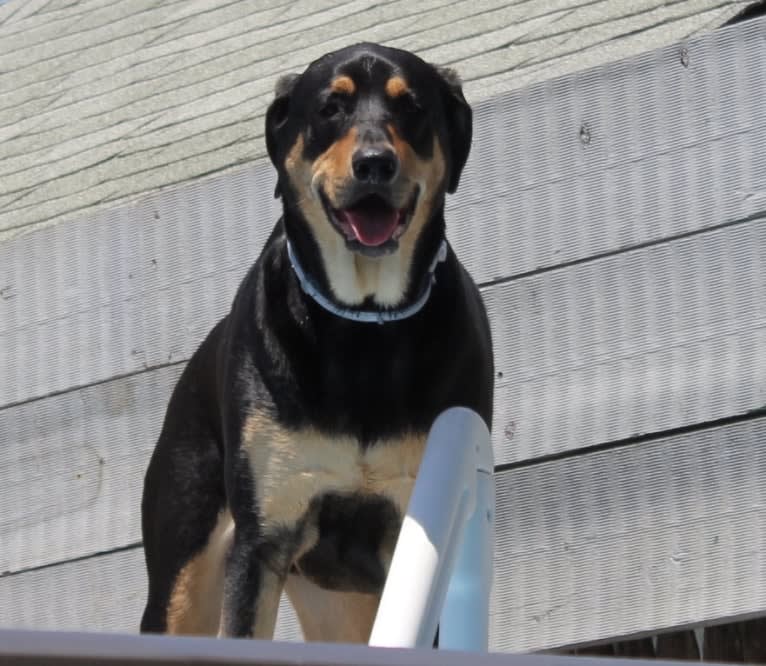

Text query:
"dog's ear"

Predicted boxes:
[[435, 67, 472, 194], [266, 73, 300, 198]]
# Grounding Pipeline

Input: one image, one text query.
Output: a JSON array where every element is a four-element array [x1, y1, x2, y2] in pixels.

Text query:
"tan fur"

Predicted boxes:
[[285, 574, 380, 643], [242, 412, 427, 528], [388, 126, 446, 294], [166, 510, 233, 636], [330, 75, 356, 95], [283, 127, 446, 308], [311, 127, 359, 203], [385, 76, 409, 98], [215, 566, 283, 640], [250, 569, 283, 639]]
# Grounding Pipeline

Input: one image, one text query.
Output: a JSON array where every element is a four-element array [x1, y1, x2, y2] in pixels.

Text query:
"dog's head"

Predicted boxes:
[[266, 43, 472, 307]]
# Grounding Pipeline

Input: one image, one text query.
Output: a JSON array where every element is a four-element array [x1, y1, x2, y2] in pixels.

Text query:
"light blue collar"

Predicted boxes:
[[286, 239, 449, 324]]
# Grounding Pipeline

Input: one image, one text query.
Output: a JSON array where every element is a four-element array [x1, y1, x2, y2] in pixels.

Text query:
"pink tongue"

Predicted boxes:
[[340, 207, 399, 246]]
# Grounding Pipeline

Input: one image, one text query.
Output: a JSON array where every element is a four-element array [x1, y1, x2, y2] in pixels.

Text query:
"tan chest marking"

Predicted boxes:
[[242, 413, 426, 528]]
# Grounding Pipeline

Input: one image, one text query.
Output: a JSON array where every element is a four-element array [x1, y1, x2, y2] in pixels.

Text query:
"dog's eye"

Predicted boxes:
[[319, 99, 344, 119]]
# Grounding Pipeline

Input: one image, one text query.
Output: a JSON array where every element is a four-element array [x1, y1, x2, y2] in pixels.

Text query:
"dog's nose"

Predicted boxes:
[[352, 147, 399, 184]]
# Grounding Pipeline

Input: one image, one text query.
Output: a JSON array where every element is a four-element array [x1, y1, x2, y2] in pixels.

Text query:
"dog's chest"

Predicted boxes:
[[242, 412, 427, 528]]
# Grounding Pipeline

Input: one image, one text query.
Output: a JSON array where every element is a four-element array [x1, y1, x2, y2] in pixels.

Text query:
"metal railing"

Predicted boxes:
[[370, 407, 494, 650]]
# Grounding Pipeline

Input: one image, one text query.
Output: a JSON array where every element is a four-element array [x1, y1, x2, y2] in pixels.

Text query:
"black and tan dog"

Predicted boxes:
[[140, 42, 494, 643]]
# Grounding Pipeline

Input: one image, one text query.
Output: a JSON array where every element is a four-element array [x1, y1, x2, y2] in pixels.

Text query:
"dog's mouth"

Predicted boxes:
[[321, 189, 418, 250]]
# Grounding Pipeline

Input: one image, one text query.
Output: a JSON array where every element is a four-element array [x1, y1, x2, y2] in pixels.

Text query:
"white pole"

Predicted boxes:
[[369, 407, 492, 649], [439, 463, 495, 650]]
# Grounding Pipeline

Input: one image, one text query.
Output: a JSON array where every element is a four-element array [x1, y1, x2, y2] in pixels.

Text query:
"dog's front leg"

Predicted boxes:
[[218, 522, 285, 639]]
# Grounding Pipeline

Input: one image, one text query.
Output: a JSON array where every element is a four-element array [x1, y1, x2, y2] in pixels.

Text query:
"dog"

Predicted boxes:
[[140, 42, 494, 644]]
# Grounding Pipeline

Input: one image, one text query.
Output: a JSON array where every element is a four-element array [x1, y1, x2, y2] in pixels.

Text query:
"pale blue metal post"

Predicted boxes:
[[369, 407, 494, 651], [439, 454, 495, 651]]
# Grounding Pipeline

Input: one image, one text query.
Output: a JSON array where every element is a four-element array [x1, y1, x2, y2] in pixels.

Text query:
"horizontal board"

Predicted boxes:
[[2, 417, 764, 651], [0, 546, 303, 643], [0, 365, 182, 574]]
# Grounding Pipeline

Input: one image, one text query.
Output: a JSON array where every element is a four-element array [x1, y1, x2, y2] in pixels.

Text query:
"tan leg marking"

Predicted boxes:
[[215, 565, 283, 640], [251, 568, 284, 639], [285, 574, 380, 643], [166, 510, 233, 636]]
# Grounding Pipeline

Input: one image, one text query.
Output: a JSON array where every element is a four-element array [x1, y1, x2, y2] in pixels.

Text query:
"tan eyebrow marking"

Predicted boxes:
[[385, 76, 409, 98], [330, 75, 356, 95]]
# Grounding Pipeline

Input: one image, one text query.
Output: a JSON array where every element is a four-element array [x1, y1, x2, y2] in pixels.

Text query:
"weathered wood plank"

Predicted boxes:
[[2, 417, 765, 651], [0, 0, 56, 27], [0, 365, 182, 574], [456, 14, 766, 285]]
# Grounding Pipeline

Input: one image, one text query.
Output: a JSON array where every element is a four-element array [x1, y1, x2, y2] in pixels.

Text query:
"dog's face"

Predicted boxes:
[[266, 43, 472, 306]]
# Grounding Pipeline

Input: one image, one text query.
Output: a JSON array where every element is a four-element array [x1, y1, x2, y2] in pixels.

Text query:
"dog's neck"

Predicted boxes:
[[285, 237, 448, 324]]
